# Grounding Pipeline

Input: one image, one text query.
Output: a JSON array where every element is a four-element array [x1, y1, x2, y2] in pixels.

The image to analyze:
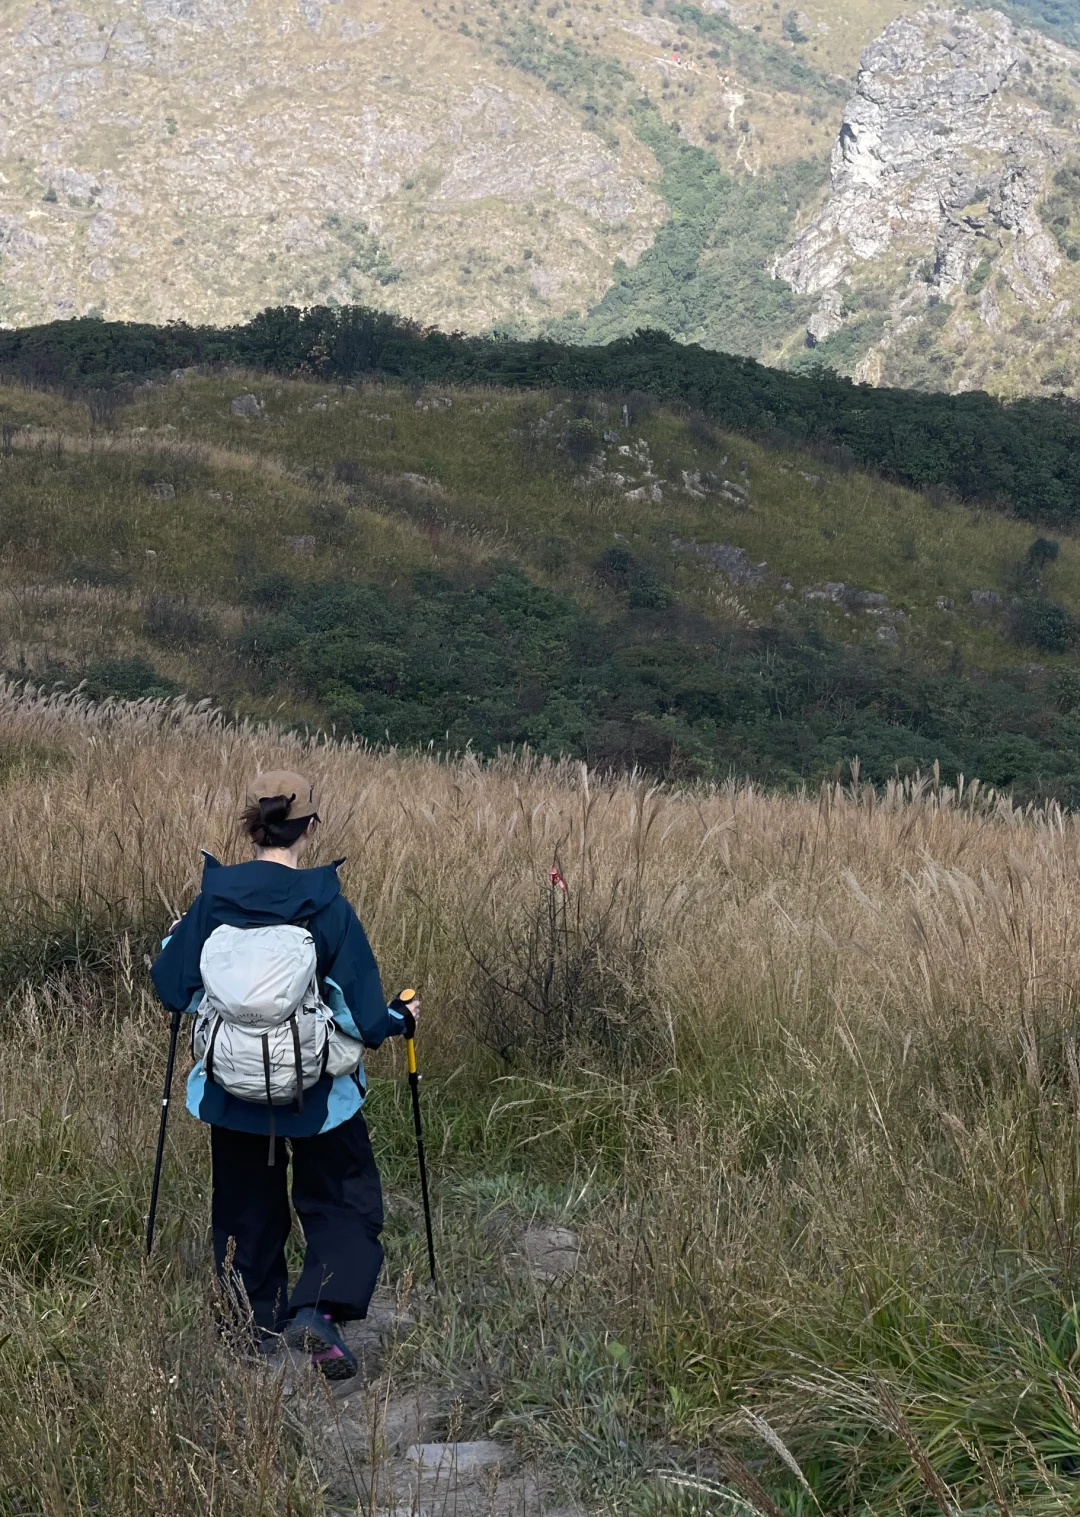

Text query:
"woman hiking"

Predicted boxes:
[[151, 769, 418, 1383]]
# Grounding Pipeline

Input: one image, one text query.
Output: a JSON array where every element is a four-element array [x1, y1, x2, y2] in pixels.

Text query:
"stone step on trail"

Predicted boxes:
[[405, 1439, 509, 1472], [521, 1225, 581, 1281]]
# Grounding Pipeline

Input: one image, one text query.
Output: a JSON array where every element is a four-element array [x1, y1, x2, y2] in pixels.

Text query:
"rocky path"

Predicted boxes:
[[265, 1228, 585, 1517]]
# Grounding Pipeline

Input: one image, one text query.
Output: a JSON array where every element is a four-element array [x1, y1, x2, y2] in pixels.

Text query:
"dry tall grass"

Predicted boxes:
[[4, 683, 1080, 1513]]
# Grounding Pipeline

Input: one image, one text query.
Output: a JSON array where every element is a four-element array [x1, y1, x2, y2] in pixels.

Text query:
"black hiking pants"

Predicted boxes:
[[210, 1111, 384, 1334]]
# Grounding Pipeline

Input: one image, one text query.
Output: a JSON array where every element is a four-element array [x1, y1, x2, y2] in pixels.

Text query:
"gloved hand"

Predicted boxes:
[[389, 990, 421, 1038]]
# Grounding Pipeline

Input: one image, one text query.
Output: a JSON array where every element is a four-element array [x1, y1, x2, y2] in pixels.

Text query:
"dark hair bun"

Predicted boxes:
[[258, 793, 295, 829]]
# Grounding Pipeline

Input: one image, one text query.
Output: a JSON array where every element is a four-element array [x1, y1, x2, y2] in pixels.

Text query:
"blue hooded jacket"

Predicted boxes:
[[151, 855, 406, 1136]]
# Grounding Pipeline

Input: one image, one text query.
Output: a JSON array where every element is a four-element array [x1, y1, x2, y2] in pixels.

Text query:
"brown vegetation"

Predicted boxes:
[[4, 683, 1080, 1511]]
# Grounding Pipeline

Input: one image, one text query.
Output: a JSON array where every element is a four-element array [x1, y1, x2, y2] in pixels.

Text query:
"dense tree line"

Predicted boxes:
[[4, 307, 1080, 522]]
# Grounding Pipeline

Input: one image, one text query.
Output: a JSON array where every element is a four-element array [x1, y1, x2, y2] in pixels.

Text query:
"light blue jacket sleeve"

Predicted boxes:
[[324, 976, 405, 1041]]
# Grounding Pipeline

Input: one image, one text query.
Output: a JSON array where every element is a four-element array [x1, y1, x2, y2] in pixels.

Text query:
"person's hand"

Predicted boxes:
[[390, 991, 421, 1037]]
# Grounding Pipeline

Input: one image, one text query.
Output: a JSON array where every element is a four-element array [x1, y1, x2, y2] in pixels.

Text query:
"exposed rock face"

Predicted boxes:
[[806, 288, 843, 345], [774, 7, 1080, 384], [777, 10, 1053, 296]]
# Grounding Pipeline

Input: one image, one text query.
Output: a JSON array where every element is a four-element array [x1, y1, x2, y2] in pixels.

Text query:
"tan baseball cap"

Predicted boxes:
[[245, 769, 319, 821]]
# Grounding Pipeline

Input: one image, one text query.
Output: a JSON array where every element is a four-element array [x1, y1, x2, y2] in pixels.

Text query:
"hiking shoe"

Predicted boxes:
[[255, 1329, 286, 1360], [286, 1307, 358, 1382]]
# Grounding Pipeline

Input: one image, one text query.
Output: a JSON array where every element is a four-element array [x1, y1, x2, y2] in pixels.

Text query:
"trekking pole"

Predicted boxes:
[[392, 991, 437, 1288], [146, 1009, 183, 1258]]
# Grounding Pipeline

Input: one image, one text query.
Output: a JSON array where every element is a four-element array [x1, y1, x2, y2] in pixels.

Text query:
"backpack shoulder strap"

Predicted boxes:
[[291, 914, 328, 999]]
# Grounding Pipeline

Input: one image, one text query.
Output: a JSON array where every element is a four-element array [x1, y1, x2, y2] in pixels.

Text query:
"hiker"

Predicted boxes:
[[150, 769, 418, 1382]]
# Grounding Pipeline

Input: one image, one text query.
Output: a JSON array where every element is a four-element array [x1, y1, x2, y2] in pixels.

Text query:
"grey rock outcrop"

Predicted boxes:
[[806, 288, 844, 346], [677, 541, 767, 587], [774, 8, 1080, 358]]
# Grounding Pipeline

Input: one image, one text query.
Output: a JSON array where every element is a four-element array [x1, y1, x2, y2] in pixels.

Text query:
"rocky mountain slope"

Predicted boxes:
[[775, 7, 1080, 394], [3, 0, 1080, 396]]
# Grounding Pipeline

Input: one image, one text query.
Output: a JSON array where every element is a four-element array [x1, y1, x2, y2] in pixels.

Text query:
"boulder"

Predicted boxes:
[[680, 541, 767, 587], [231, 393, 262, 418], [522, 1225, 581, 1280], [399, 472, 446, 496]]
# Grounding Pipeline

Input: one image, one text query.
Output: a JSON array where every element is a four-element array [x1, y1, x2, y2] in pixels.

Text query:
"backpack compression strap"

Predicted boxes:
[[205, 1018, 220, 1086], [262, 1033, 276, 1167], [290, 1014, 304, 1115]]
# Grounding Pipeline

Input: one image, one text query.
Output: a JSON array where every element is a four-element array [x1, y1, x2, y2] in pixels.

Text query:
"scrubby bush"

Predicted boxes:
[[563, 416, 601, 468], [144, 595, 215, 647], [1012, 593, 1072, 652], [468, 876, 655, 1067], [81, 657, 179, 701], [1028, 536, 1060, 572]]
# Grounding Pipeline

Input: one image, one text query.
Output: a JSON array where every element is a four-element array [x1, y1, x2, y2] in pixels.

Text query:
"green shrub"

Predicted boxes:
[[1028, 536, 1060, 571], [563, 417, 602, 468], [1011, 593, 1072, 652], [561, 110, 824, 359], [1041, 155, 1080, 258], [81, 658, 180, 701]]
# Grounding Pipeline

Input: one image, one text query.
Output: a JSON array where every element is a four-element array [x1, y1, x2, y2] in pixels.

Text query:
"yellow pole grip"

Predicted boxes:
[[399, 989, 418, 1074]]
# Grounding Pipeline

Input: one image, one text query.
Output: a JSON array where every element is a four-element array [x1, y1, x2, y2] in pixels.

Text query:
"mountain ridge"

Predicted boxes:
[[4, 0, 1080, 397]]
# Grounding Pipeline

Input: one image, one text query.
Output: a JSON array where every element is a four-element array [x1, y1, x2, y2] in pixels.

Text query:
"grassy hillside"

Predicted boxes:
[[4, 368, 1080, 800], [11, 310, 1080, 520], [5, 685, 1080, 1512]]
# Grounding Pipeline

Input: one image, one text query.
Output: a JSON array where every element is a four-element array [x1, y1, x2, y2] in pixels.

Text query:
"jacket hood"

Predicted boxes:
[[200, 857, 343, 927]]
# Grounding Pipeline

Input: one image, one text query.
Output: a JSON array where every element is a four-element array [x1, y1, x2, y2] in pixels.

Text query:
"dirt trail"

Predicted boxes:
[[268, 1230, 586, 1516]]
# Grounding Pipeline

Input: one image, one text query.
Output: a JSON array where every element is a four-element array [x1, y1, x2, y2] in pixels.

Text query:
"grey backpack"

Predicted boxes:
[[192, 922, 362, 1154]]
